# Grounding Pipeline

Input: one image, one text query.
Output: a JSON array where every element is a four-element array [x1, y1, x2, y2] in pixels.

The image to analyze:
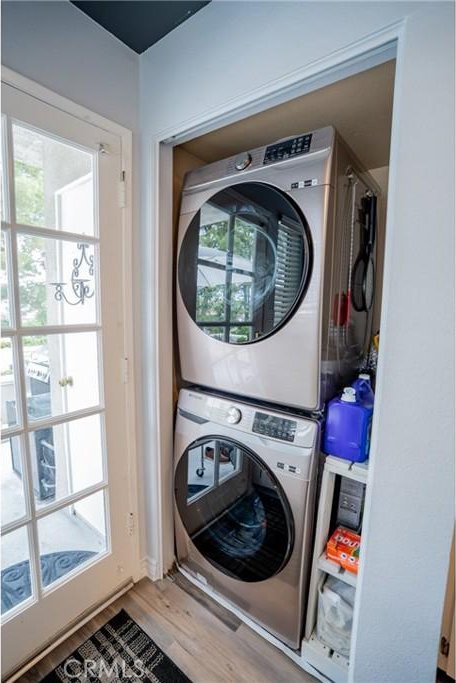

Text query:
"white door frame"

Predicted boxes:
[[147, 19, 403, 582], [1, 66, 141, 583]]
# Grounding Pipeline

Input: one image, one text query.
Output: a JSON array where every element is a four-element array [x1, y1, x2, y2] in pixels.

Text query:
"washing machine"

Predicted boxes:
[[176, 126, 377, 411], [174, 388, 320, 649]]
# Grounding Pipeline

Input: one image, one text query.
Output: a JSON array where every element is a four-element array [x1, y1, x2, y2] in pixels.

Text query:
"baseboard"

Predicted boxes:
[[5, 580, 133, 683], [141, 556, 161, 581]]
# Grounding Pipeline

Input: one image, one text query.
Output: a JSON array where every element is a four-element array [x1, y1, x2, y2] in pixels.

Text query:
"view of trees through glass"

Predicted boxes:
[[179, 182, 309, 345], [1, 123, 96, 432], [196, 214, 257, 343]]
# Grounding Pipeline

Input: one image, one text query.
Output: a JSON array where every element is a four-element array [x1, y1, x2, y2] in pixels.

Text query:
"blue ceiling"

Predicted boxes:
[[71, 1, 210, 54]]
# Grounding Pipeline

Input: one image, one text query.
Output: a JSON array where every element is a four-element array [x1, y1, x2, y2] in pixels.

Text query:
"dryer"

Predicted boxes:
[[176, 126, 377, 411], [174, 388, 320, 649]]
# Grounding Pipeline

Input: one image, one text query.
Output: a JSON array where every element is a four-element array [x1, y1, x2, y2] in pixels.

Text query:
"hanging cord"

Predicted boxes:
[[345, 170, 358, 346], [365, 190, 378, 360], [360, 189, 377, 362], [335, 173, 354, 370]]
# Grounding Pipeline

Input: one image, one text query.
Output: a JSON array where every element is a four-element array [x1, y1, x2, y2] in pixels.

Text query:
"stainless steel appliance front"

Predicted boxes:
[[174, 389, 320, 649], [176, 126, 376, 410]]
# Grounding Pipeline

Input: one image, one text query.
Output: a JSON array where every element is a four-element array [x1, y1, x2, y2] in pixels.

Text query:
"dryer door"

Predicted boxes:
[[174, 436, 294, 582], [178, 182, 312, 344]]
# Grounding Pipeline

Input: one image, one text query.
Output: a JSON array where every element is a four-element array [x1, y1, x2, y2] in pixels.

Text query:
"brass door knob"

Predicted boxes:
[[58, 376, 74, 387]]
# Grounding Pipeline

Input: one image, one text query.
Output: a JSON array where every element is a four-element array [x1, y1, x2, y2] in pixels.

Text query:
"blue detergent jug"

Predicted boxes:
[[351, 373, 375, 408], [323, 387, 373, 463]]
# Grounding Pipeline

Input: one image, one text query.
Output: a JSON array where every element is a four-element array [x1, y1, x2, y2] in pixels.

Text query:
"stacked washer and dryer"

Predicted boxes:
[[173, 126, 377, 650]]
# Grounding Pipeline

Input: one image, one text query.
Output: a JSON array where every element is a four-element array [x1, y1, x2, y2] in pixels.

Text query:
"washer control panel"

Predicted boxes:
[[252, 411, 297, 442], [263, 133, 312, 165], [178, 389, 317, 449]]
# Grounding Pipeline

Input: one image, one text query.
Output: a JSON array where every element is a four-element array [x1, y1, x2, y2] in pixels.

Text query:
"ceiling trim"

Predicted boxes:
[[161, 29, 398, 145]]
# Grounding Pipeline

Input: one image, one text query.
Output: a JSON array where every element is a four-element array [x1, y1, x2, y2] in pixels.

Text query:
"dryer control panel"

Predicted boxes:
[[263, 133, 312, 164]]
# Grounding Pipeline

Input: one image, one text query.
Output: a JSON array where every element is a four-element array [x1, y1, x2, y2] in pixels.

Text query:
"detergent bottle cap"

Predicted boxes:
[[341, 387, 357, 403], [359, 373, 370, 381]]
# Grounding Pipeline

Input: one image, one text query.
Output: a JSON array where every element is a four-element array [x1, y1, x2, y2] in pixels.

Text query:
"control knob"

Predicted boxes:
[[234, 152, 252, 171], [226, 406, 242, 424]]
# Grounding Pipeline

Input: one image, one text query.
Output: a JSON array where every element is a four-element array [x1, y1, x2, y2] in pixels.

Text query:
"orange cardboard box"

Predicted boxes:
[[326, 526, 361, 574]]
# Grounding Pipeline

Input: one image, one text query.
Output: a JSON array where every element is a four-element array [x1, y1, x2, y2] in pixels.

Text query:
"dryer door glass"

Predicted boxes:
[[175, 437, 294, 582], [178, 182, 311, 344]]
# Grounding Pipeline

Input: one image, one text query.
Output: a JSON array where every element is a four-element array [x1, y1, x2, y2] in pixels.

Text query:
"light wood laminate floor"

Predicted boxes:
[[19, 572, 317, 682]]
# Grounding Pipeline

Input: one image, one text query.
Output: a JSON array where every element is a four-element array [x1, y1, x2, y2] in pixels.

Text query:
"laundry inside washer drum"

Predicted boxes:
[[206, 493, 266, 558], [193, 487, 289, 582]]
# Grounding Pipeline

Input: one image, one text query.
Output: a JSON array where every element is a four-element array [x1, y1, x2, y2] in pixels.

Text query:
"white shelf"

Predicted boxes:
[[302, 454, 369, 679], [324, 455, 369, 483], [317, 553, 358, 588], [302, 631, 349, 683]]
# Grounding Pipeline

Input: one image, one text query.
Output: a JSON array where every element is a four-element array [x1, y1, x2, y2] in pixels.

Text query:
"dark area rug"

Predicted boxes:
[[187, 483, 207, 497], [1, 551, 96, 613], [40, 609, 192, 682]]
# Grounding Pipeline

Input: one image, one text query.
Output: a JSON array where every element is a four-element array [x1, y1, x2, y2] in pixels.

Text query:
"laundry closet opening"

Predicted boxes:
[[169, 57, 396, 663], [172, 58, 394, 407]]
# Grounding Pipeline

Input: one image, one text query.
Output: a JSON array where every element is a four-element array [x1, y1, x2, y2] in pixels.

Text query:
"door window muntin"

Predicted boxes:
[[186, 438, 243, 504]]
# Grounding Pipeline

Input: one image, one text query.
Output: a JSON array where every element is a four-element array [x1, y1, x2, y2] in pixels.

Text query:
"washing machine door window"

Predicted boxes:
[[178, 182, 312, 344], [175, 436, 294, 582]]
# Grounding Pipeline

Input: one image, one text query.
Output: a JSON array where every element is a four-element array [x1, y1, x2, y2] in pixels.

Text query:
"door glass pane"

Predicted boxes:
[[230, 277, 253, 322], [1, 230, 12, 328], [30, 413, 104, 509], [186, 440, 216, 502], [196, 277, 225, 323], [218, 443, 242, 484], [233, 217, 256, 270], [199, 204, 229, 266], [23, 331, 100, 421], [38, 489, 107, 590], [229, 326, 253, 343], [1, 525, 33, 615], [18, 234, 97, 327], [1, 338, 18, 429], [179, 182, 310, 344], [1, 437, 27, 527], [175, 438, 292, 582], [12, 124, 94, 235]]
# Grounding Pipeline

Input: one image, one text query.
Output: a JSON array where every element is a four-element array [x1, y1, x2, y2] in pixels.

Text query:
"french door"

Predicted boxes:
[[1, 82, 137, 677]]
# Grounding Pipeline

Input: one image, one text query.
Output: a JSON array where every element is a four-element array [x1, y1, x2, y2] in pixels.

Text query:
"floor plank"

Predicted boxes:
[[17, 574, 316, 682], [171, 571, 242, 632]]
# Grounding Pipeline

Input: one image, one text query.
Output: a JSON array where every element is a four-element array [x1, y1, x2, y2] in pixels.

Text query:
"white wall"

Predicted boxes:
[[1, 0, 147, 563], [139, 2, 454, 682], [140, 0, 417, 135], [1, 1, 138, 130], [351, 6, 454, 681]]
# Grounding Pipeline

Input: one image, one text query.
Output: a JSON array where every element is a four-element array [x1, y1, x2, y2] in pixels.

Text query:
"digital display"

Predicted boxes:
[[252, 412, 297, 442], [263, 134, 312, 165]]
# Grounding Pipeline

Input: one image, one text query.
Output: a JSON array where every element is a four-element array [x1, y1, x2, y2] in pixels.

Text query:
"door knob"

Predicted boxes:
[[58, 376, 74, 387]]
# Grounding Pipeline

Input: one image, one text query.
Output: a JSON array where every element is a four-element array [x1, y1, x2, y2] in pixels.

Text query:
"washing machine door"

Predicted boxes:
[[174, 436, 294, 582], [178, 182, 312, 345]]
